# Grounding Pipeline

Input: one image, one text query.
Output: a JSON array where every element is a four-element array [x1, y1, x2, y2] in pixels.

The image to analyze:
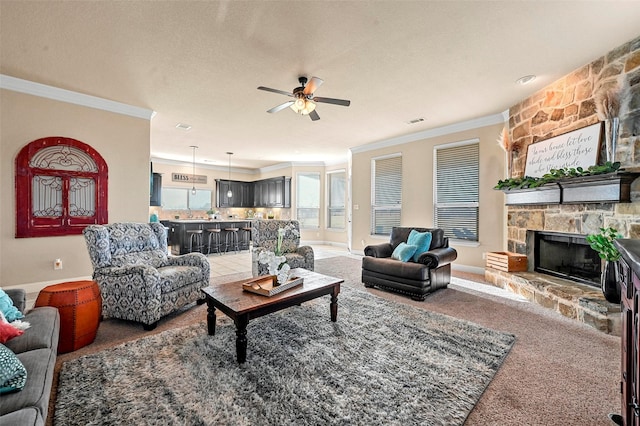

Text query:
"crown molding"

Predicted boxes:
[[151, 156, 256, 175], [350, 112, 506, 154], [0, 74, 156, 120], [258, 162, 294, 173]]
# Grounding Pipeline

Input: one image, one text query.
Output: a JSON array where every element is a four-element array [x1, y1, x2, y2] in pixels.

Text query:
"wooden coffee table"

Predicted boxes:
[[201, 268, 342, 363]]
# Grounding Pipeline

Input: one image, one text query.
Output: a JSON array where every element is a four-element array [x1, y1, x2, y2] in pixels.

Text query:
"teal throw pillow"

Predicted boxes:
[[0, 289, 24, 322], [391, 242, 418, 262], [407, 230, 433, 262], [0, 343, 27, 394]]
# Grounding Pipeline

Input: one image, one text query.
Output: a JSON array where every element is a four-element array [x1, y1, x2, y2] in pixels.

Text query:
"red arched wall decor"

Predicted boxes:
[[15, 137, 108, 238]]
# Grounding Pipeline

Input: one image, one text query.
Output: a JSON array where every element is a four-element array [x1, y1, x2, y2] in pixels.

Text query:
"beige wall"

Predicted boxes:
[[350, 122, 506, 271], [1, 90, 151, 288]]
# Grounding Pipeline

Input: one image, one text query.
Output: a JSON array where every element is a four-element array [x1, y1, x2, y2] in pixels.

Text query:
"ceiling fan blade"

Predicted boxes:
[[309, 110, 320, 121], [267, 101, 294, 113], [313, 96, 350, 107], [257, 86, 293, 97], [303, 76, 324, 95]]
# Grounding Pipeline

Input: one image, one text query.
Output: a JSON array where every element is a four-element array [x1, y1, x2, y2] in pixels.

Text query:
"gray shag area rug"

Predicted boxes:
[[54, 285, 515, 425]]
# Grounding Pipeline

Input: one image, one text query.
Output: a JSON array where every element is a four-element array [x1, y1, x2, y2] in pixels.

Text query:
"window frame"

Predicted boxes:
[[296, 172, 321, 229], [15, 137, 108, 238], [160, 187, 212, 210], [370, 153, 402, 236], [326, 169, 346, 230], [433, 139, 480, 242]]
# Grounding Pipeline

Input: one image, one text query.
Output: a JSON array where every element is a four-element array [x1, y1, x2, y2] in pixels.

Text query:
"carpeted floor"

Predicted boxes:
[[54, 285, 514, 425], [50, 256, 621, 425]]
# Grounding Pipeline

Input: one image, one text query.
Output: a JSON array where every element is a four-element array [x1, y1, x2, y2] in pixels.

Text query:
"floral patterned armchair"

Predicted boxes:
[[83, 222, 210, 330], [251, 220, 314, 276]]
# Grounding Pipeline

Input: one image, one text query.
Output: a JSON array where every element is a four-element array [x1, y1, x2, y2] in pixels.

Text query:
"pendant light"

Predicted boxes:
[[190, 145, 198, 195], [226, 152, 233, 198]]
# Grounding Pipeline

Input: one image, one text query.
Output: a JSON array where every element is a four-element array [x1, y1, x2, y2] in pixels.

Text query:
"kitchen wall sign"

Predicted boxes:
[[171, 173, 208, 184]]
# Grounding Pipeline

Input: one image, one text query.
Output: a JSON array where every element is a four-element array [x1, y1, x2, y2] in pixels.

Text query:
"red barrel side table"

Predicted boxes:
[[35, 280, 102, 354]]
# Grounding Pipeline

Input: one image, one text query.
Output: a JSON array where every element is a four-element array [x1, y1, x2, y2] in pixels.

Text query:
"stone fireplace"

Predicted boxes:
[[484, 200, 638, 335], [484, 35, 640, 335], [528, 230, 600, 287]]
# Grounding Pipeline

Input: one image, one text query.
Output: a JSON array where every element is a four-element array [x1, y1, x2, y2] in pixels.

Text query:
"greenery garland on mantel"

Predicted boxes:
[[494, 162, 622, 191]]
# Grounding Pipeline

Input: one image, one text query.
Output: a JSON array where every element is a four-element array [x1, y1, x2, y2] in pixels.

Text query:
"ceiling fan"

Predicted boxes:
[[257, 76, 350, 121]]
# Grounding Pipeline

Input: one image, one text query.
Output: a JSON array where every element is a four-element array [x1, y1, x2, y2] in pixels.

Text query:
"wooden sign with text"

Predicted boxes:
[[524, 123, 602, 177], [171, 173, 208, 184]]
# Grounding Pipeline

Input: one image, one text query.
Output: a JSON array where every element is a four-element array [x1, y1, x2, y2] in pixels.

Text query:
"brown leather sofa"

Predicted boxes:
[[362, 227, 457, 301]]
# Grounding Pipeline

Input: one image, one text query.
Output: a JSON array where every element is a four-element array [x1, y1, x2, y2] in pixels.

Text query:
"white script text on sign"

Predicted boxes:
[[524, 122, 602, 178]]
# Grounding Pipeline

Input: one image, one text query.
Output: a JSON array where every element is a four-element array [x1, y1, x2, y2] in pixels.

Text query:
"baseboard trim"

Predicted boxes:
[[4, 275, 93, 295]]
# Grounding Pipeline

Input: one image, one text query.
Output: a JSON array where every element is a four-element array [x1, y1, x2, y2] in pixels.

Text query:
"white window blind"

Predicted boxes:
[[371, 155, 402, 235], [434, 141, 479, 241]]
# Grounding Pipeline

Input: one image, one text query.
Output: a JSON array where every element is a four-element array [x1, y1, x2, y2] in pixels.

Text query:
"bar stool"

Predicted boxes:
[[186, 229, 204, 253], [239, 225, 252, 251], [205, 227, 222, 255], [223, 227, 239, 253]]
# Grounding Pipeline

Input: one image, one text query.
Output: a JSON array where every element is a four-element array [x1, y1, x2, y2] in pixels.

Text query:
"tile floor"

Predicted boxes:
[[206, 244, 358, 277]]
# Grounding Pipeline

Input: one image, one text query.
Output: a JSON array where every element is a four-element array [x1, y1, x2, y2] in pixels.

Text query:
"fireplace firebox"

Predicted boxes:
[[527, 231, 601, 287]]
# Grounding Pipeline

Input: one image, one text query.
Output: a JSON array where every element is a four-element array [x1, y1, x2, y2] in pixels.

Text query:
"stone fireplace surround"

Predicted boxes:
[[484, 35, 640, 336], [484, 200, 639, 336]]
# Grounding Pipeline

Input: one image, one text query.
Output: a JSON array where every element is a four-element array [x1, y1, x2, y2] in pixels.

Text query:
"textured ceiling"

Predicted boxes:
[[2, 1, 640, 170]]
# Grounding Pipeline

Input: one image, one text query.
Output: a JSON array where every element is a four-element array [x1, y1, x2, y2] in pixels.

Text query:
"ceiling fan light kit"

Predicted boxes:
[[258, 76, 350, 121]]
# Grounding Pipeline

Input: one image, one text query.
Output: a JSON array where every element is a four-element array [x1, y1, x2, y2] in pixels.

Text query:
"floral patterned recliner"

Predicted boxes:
[[83, 222, 210, 330], [251, 220, 314, 276]]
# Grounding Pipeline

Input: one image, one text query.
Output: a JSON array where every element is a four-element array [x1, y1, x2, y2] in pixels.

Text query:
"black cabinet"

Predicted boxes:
[[217, 180, 254, 208], [238, 182, 254, 207], [216, 177, 289, 208], [616, 239, 640, 426], [253, 177, 291, 208], [217, 180, 232, 207], [150, 173, 162, 206]]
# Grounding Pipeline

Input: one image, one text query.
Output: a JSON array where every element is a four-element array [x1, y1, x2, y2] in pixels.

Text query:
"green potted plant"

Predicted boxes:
[[206, 209, 215, 220], [586, 227, 622, 303]]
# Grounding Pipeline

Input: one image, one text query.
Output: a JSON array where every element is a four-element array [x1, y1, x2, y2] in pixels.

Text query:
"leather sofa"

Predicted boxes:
[[362, 227, 457, 301], [1, 289, 60, 425]]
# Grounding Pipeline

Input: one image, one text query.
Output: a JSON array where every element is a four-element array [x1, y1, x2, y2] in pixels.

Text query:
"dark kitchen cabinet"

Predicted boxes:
[[253, 177, 291, 208], [217, 180, 233, 208], [615, 239, 640, 426], [216, 177, 289, 208], [150, 173, 162, 206], [238, 182, 253, 207]]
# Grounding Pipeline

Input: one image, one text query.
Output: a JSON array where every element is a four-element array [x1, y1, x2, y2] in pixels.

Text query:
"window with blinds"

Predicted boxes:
[[434, 141, 479, 241], [371, 154, 402, 235]]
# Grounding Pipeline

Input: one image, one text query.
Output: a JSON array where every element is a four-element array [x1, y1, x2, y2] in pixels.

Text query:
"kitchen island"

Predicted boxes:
[[167, 219, 253, 255]]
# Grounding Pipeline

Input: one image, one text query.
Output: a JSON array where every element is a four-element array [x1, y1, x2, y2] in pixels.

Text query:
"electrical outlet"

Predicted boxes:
[[353, 204, 359, 210], [54, 259, 63, 270], [482, 252, 487, 260]]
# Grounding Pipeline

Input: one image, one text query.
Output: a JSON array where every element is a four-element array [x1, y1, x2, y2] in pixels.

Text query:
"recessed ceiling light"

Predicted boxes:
[[516, 75, 536, 85], [175, 123, 192, 130], [407, 118, 425, 124]]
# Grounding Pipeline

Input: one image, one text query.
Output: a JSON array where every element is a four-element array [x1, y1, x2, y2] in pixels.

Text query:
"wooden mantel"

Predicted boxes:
[[498, 172, 640, 206]]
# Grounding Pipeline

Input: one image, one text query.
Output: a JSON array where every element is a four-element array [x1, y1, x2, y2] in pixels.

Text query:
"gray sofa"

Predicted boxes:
[[0, 289, 60, 426]]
